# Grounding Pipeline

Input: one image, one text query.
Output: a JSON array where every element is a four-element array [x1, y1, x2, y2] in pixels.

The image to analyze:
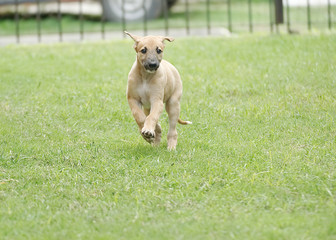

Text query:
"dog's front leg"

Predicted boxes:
[[128, 98, 154, 143], [128, 97, 146, 131], [142, 99, 164, 140]]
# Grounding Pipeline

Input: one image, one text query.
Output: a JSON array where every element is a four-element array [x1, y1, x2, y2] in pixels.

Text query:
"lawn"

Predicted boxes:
[[0, 34, 336, 239]]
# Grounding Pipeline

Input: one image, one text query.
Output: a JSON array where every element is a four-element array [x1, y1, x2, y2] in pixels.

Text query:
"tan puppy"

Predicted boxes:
[[125, 31, 191, 150]]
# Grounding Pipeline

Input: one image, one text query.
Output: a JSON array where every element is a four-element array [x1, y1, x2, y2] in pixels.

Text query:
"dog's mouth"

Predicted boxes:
[[145, 69, 157, 73]]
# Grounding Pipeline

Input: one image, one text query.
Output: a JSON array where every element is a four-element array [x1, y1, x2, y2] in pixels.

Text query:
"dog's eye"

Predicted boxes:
[[156, 48, 162, 54], [140, 48, 147, 54]]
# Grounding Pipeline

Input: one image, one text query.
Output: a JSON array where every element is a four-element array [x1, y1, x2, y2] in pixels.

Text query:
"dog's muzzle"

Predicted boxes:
[[144, 60, 159, 73]]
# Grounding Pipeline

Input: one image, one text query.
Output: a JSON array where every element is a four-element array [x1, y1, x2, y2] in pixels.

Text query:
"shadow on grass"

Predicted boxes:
[[115, 137, 192, 165]]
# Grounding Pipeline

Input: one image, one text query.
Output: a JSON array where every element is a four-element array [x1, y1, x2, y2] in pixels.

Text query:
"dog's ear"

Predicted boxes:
[[124, 31, 140, 42], [162, 36, 175, 43], [124, 31, 141, 51]]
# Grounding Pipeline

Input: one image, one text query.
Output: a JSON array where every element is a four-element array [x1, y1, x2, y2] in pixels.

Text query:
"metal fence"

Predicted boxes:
[[0, 0, 335, 45]]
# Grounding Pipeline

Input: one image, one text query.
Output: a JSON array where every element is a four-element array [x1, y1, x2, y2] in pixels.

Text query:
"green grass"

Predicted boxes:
[[0, 1, 335, 36], [1, 34, 336, 239]]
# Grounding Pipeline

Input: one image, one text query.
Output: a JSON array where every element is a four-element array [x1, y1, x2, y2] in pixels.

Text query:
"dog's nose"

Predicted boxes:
[[149, 62, 158, 69]]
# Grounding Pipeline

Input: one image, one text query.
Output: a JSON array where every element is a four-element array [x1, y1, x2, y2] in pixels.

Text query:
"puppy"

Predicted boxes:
[[125, 31, 191, 150]]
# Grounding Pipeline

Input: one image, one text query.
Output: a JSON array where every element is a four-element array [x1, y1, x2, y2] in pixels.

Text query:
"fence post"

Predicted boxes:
[[269, 0, 274, 33], [275, 0, 283, 24], [275, 0, 283, 33], [227, 0, 232, 32], [143, 0, 147, 36], [285, 0, 291, 33], [79, 0, 84, 41], [327, 0, 332, 30], [185, 0, 190, 35], [15, 0, 20, 43], [122, 0, 126, 38], [36, 0, 41, 43], [307, 0, 311, 31], [248, 0, 253, 33], [57, 0, 63, 42], [100, 0, 105, 40], [206, 0, 211, 35], [162, 0, 169, 36]]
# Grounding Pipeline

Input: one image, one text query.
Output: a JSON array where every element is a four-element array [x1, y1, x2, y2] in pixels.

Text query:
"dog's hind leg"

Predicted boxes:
[[153, 123, 162, 146], [165, 99, 180, 151]]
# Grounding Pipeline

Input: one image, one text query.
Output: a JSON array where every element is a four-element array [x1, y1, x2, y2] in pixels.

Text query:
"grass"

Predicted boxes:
[[0, 1, 335, 36], [1, 34, 336, 239]]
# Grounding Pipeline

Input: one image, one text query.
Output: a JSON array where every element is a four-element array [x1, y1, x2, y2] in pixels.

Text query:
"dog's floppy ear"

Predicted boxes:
[[162, 36, 175, 43], [124, 31, 141, 51]]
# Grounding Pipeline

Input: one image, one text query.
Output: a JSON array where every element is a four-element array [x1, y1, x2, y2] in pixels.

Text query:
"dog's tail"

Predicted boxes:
[[178, 118, 192, 125]]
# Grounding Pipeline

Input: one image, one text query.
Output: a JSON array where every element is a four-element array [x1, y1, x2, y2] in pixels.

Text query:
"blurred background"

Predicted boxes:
[[0, 0, 335, 44]]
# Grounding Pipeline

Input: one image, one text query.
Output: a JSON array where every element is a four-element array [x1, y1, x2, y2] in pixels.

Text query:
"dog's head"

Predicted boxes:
[[125, 31, 174, 73]]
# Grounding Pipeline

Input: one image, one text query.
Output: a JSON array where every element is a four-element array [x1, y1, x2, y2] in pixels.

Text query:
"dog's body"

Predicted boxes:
[[125, 31, 191, 150]]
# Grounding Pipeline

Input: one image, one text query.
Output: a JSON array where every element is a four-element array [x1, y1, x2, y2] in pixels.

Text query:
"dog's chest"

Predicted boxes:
[[136, 82, 151, 108]]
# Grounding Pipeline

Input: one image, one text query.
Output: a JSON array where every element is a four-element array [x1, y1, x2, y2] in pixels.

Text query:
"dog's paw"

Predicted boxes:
[[167, 136, 177, 151], [141, 128, 155, 143], [167, 145, 176, 151], [141, 135, 154, 144], [142, 128, 155, 138]]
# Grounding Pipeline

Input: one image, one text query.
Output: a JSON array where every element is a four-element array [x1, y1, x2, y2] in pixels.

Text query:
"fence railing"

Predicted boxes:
[[0, 0, 335, 45]]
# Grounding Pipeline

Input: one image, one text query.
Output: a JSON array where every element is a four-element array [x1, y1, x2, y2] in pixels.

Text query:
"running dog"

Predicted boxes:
[[125, 31, 191, 150]]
